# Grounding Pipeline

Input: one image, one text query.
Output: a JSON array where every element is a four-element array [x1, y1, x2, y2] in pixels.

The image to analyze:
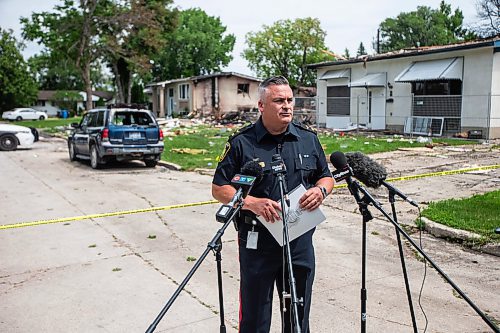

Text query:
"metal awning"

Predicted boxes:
[[395, 57, 463, 82], [320, 68, 350, 80], [348, 73, 386, 87]]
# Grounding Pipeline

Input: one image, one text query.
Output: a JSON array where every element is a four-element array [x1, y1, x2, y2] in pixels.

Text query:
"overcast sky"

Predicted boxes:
[[0, 0, 479, 76]]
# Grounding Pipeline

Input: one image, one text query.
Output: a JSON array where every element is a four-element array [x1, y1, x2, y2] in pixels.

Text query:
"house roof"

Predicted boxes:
[[308, 35, 500, 69], [37, 90, 114, 101], [148, 72, 262, 87]]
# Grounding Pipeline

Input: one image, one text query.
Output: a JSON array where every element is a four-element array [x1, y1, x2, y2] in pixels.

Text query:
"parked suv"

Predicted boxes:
[[67, 105, 164, 168]]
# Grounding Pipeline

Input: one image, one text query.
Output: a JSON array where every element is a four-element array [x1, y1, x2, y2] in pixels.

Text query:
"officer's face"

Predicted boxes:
[[259, 84, 294, 133]]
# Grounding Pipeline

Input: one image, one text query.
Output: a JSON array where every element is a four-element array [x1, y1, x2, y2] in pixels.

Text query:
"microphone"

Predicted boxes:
[[344, 152, 419, 207], [216, 160, 263, 223], [270, 154, 290, 206], [330, 151, 354, 183], [344, 152, 387, 188]]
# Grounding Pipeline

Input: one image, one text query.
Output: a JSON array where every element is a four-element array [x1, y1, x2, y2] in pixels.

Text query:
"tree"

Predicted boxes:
[[343, 48, 351, 59], [50, 90, 83, 115], [100, 0, 177, 103], [243, 17, 331, 88], [0, 29, 38, 111], [28, 52, 85, 91], [152, 8, 235, 80], [377, 1, 477, 53], [21, 0, 101, 110], [357, 42, 367, 56], [474, 0, 500, 37], [21, 0, 177, 108]]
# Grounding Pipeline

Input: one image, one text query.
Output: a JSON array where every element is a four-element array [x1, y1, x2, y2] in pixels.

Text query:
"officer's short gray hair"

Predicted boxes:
[[258, 76, 290, 101]]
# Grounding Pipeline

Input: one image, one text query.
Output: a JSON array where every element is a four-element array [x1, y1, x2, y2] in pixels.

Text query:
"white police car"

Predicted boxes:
[[0, 123, 39, 151]]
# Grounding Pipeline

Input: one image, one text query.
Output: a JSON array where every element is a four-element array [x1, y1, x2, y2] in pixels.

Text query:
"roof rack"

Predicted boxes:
[[107, 103, 149, 110]]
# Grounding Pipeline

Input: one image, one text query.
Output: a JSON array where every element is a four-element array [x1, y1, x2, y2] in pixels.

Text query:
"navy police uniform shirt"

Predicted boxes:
[[213, 117, 331, 214]]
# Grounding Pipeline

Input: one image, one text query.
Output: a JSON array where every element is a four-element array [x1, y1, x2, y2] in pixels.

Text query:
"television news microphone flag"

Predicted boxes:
[[216, 160, 263, 223]]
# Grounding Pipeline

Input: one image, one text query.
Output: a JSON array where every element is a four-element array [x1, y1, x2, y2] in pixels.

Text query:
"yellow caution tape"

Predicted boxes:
[[2, 164, 499, 230], [0, 200, 218, 230], [334, 164, 500, 189]]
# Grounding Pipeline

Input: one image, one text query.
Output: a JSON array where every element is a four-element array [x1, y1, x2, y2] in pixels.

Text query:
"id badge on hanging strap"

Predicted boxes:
[[246, 225, 258, 250]]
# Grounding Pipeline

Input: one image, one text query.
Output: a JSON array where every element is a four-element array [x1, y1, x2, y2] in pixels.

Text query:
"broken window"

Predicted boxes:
[[179, 84, 190, 100], [327, 86, 350, 116], [237, 83, 249, 94]]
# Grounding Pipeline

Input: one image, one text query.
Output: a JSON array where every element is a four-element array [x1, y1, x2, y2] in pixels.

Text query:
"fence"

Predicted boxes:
[[294, 94, 500, 139]]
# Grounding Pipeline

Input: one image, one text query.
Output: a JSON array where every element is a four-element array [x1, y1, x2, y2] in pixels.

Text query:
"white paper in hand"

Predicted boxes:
[[257, 184, 326, 246]]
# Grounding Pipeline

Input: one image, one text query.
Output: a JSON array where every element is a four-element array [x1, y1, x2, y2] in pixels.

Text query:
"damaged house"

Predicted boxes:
[[148, 72, 262, 119], [308, 36, 500, 139]]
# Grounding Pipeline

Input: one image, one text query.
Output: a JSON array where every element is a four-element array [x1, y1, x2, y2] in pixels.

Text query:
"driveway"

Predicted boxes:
[[0, 136, 498, 332]]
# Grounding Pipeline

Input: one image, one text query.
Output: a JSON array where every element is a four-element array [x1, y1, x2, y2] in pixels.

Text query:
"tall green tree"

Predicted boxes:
[[377, 1, 476, 53], [343, 48, 351, 59], [357, 42, 367, 56], [0, 29, 37, 111], [474, 0, 500, 37], [21, 0, 177, 107], [21, 0, 101, 110], [153, 8, 235, 80], [242, 17, 331, 87], [28, 52, 85, 91], [100, 0, 177, 103]]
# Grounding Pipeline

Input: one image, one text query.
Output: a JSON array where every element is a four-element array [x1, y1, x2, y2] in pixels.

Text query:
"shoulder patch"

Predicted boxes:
[[218, 142, 231, 162], [293, 121, 317, 135], [217, 123, 254, 162], [228, 122, 254, 141]]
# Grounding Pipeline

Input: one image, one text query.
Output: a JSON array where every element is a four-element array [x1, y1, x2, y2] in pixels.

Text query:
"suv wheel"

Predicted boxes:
[[90, 145, 102, 169], [144, 159, 158, 168], [0, 134, 18, 151], [68, 142, 77, 161], [39, 115, 46, 120]]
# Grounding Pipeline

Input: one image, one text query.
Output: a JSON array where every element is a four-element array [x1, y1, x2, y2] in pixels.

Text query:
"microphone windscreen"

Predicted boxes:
[[330, 151, 348, 169], [345, 152, 387, 188], [241, 160, 264, 183]]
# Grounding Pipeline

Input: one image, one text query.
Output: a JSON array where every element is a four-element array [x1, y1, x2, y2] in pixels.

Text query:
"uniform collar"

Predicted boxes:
[[255, 117, 301, 143]]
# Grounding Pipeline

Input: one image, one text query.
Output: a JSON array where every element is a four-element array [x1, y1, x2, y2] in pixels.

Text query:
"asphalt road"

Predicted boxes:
[[0, 136, 499, 332]]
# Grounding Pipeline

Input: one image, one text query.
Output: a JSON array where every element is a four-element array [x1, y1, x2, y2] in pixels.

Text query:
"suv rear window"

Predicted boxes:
[[110, 111, 154, 126]]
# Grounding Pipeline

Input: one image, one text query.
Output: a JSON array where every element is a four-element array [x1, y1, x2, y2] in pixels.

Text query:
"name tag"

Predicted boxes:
[[246, 231, 258, 249]]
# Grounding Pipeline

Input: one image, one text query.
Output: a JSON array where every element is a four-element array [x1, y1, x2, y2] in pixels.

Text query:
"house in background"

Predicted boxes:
[[308, 35, 500, 139], [148, 72, 262, 119], [34, 90, 114, 116]]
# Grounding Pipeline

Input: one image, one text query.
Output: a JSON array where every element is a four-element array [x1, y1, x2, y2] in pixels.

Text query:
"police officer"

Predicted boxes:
[[212, 76, 334, 333]]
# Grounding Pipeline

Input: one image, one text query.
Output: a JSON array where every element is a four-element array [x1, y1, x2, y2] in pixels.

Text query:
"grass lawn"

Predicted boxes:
[[5, 117, 82, 134], [421, 190, 500, 242], [162, 125, 476, 170]]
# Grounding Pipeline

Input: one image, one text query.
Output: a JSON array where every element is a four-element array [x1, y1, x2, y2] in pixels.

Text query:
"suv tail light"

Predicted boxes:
[[159, 128, 164, 140], [102, 128, 109, 141]]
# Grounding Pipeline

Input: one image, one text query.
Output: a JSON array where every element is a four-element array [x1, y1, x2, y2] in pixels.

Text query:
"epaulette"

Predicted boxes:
[[293, 121, 317, 135], [227, 122, 254, 141]]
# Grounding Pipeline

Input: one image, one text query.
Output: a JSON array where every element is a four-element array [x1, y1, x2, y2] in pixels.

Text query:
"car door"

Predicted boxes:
[[21, 109, 35, 120], [74, 113, 93, 155], [86, 111, 105, 148]]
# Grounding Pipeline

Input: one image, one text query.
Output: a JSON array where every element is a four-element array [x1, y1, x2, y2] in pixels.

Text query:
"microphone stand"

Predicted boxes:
[[348, 179, 499, 333], [345, 177, 373, 333], [387, 189, 418, 333], [145, 200, 245, 333], [275, 170, 302, 333]]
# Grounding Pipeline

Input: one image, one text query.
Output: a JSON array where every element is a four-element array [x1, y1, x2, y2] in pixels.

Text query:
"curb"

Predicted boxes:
[[158, 160, 182, 171], [421, 217, 500, 257]]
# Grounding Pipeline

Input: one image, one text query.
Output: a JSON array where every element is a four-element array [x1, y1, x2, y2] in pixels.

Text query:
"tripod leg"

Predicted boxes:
[[395, 229, 418, 333], [389, 193, 418, 333], [214, 240, 227, 333]]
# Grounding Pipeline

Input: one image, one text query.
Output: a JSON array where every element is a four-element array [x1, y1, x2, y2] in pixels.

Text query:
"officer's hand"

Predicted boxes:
[[299, 187, 323, 211], [243, 196, 282, 223]]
